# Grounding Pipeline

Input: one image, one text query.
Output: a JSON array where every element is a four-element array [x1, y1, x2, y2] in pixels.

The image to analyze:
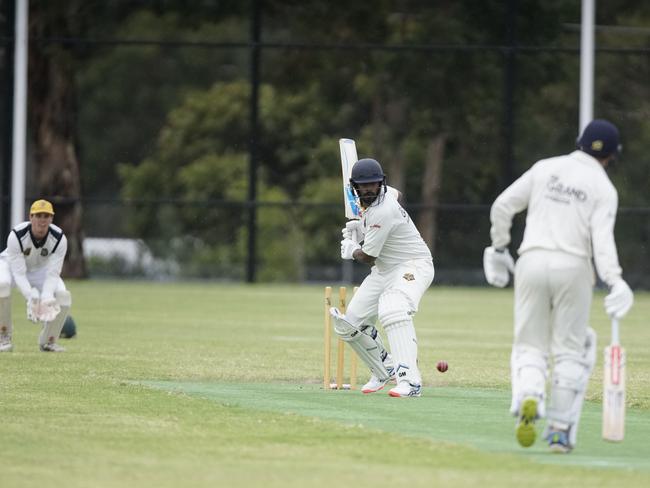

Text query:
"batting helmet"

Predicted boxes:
[[577, 119, 621, 158], [350, 158, 386, 185]]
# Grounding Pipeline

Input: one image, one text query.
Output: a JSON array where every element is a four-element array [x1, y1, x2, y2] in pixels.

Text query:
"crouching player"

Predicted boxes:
[[330, 158, 434, 397], [0, 200, 72, 352]]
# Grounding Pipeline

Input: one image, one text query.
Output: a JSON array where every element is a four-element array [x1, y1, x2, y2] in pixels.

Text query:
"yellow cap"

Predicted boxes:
[[30, 199, 55, 215]]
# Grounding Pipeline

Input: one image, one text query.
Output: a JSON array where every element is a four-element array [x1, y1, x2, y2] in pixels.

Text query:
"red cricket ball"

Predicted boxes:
[[436, 360, 448, 373]]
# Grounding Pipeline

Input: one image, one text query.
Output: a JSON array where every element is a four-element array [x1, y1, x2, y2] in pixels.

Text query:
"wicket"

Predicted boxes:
[[324, 286, 358, 390]]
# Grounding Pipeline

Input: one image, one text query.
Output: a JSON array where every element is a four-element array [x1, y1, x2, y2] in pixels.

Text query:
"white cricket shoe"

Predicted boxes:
[[388, 381, 422, 397], [0, 341, 13, 352], [361, 375, 391, 394], [40, 342, 65, 352]]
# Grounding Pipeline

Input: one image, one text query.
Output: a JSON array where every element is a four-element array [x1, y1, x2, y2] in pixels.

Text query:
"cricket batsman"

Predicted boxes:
[[329, 158, 434, 397], [483, 119, 634, 452], [0, 199, 73, 352]]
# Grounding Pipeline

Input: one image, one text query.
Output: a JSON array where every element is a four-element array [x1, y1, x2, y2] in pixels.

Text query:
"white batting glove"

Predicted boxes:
[[26, 288, 40, 323], [483, 246, 515, 288], [341, 220, 364, 243], [36, 298, 61, 322], [604, 279, 633, 319], [341, 238, 360, 260]]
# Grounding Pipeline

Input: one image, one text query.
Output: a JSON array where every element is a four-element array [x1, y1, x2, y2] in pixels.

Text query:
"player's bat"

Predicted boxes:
[[602, 317, 626, 442], [339, 138, 361, 220]]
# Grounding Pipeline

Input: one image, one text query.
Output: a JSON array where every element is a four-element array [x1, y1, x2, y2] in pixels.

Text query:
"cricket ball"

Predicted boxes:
[[436, 360, 448, 373]]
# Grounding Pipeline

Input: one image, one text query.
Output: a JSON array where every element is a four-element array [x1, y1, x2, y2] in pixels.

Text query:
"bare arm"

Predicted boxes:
[[352, 248, 376, 266]]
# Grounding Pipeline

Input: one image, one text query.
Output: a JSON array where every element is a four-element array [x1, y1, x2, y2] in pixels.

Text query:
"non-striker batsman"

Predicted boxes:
[[0, 199, 72, 352], [483, 119, 633, 452], [330, 158, 434, 397]]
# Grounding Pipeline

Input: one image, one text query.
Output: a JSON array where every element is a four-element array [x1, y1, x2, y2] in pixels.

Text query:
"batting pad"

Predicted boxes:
[[330, 307, 392, 381]]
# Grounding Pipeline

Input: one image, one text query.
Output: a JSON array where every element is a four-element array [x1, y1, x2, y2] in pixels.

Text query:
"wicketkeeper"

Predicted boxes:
[[330, 158, 434, 397], [0, 199, 72, 352], [483, 119, 634, 452]]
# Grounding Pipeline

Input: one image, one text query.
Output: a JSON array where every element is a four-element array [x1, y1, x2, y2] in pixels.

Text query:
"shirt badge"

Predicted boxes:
[[41, 248, 49, 256], [24, 248, 31, 256], [403, 273, 415, 281]]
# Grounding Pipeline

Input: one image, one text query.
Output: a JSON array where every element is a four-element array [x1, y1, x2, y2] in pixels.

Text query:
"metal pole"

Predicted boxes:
[[246, 0, 261, 283], [579, 0, 595, 133], [11, 0, 28, 226], [1, 0, 16, 245], [502, 0, 517, 186]]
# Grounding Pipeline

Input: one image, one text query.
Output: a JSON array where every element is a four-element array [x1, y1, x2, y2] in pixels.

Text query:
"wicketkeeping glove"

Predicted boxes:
[[341, 238, 360, 260], [483, 246, 515, 288], [26, 288, 40, 323], [36, 298, 61, 322], [604, 279, 633, 319]]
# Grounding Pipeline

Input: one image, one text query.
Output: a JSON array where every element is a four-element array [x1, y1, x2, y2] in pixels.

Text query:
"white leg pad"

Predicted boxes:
[[330, 308, 393, 381], [55, 289, 72, 307], [39, 305, 70, 347], [547, 327, 597, 446], [379, 291, 421, 385], [510, 345, 548, 417], [0, 296, 12, 346]]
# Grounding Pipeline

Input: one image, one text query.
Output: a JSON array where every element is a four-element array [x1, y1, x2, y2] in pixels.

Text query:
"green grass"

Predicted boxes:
[[1, 281, 649, 487]]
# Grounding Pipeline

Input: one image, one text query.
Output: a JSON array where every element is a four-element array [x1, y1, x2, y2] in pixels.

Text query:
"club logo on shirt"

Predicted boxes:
[[370, 224, 381, 229], [23, 248, 31, 256], [403, 273, 415, 281], [40, 248, 49, 256], [546, 175, 587, 204]]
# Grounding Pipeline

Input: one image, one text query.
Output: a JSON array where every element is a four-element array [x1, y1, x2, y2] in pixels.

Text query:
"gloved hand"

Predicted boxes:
[[341, 220, 364, 243], [604, 279, 633, 319], [483, 246, 515, 288], [37, 298, 61, 322], [341, 238, 361, 260], [26, 288, 40, 323]]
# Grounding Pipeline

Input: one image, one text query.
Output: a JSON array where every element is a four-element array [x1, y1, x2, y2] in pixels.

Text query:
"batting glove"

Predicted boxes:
[[483, 246, 515, 288], [341, 238, 360, 260], [604, 279, 634, 319], [26, 288, 40, 323], [341, 220, 364, 243]]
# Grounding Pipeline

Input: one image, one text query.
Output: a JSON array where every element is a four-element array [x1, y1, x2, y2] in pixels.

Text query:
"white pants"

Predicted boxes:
[[514, 250, 593, 356], [345, 258, 434, 328]]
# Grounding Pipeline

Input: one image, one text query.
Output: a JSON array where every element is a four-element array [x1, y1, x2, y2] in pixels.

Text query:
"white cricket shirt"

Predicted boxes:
[[0, 221, 67, 300], [361, 188, 432, 272], [490, 150, 622, 286]]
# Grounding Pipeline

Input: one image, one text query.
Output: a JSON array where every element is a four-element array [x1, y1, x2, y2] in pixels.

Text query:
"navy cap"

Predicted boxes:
[[577, 119, 621, 158]]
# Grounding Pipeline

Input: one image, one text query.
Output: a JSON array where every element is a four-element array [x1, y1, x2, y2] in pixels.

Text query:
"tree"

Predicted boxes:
[[28, 2, 86, 277]]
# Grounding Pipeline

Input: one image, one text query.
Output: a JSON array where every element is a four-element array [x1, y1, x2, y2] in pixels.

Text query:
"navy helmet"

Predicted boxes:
[[350, 158, 385, 185], [577, 119, 621, 158], [350, 158, 387, 207]]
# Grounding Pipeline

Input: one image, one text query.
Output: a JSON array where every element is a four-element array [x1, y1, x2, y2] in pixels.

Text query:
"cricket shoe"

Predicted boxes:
[[39, 342, 65, 352], [0, 341, 13, 352], [388, 381, 422, 398], [515, 396, 539, 447], [547, 429, 572, 453], [361, 374, 393, 394]]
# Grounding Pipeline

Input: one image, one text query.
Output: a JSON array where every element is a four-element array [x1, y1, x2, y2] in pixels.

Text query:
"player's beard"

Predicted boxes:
[[359, 190, 378, 208]]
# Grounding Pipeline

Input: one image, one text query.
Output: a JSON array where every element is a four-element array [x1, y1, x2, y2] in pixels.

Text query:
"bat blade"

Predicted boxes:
[[602, 342, 626, 442], [339, 138, 360, 219]]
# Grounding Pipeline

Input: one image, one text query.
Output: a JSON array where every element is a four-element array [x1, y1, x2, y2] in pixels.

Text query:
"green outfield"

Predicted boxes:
[[1, 281, 649, 488]]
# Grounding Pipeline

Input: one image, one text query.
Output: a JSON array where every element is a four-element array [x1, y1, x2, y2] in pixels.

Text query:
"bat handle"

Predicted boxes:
[[611, 317, 620, 345]]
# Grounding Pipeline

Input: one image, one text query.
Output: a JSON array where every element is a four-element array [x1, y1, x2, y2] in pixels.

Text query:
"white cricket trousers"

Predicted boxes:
[[344, 258, 434, 327], [514, 249, 593, 358]]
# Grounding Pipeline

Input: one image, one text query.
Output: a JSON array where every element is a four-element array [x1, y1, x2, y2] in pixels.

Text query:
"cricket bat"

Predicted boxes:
[[602, 317, 626, 442], [339, 138, 361, 220]]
